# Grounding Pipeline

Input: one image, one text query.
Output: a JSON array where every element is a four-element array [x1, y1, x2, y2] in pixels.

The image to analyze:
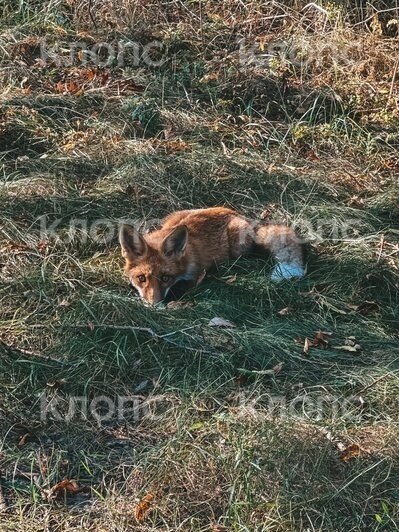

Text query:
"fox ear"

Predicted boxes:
[[162, 225, 188, 258], [119, 224, 147, 261]]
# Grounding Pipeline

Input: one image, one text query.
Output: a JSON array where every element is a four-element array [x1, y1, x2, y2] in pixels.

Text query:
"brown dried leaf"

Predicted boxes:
[[134, 493, 155, 522], [48, 479, 81, 498], [18, 433, 30, 447], [56, 80, 83, 95], [313, 330, 331, 348], [340, 443, 361, 462], [302, 331, 331, 353]]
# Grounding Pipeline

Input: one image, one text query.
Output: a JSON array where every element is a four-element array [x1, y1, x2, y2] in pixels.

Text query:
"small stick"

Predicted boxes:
[[0, 474, 7, 514], [376, 234, 385, 263], [0, 341, 70, 365], [14, 324, 220, 357], [88, 0, 97, 29], [64, 324, 220, 356], [388, 58, 399, 104], [359, 373, 391, 394]]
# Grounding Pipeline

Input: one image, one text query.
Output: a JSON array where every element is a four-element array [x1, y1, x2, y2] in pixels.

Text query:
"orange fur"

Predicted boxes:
[[119, 207, 304, 304]]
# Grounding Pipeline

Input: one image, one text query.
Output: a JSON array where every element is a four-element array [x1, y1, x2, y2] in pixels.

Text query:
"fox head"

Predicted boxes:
[[119, 224, 188, 305]]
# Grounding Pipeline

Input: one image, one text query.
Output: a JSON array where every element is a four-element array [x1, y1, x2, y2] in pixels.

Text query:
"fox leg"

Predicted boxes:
[[255, 224, 305, 281]]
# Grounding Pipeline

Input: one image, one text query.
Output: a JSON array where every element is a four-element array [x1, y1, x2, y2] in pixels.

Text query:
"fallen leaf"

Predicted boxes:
[[336, 344, 362, 353], [209, 317, 236, 328], [303, 337, 312, 354], [210, 525, 229, 532], [134, 493, 155, 522], [18, 433, 30, 447], [340, 443, 361, 462], [56, 80, 83, 95], [314, 331, 331, 347], [303, 331, 331, 353], [278, 307, 292, 316], [224, 274, 237, 284], [335, 337, 362, 352], [48, 479, 81, 499]]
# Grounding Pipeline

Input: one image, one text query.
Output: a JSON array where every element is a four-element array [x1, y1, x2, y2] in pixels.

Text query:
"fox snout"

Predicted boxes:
[[120, 223, 188, 306], [130, 277, 169, 305], [137, 281, 166, 305]]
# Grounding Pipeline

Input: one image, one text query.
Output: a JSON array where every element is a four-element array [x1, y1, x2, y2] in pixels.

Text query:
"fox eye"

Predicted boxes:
[[161, 274, 170, 283], [137, 274, 146, 283]]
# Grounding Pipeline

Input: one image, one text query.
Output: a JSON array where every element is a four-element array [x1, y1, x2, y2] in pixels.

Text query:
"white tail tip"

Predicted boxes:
[[271, 262, 305, 282]]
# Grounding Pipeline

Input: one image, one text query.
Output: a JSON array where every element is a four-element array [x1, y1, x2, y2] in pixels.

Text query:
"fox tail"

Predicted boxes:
[[255, 223, 306, 282]]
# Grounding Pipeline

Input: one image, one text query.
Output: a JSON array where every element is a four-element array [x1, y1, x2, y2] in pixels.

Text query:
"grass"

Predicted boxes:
[[0, 1, 399, 530]]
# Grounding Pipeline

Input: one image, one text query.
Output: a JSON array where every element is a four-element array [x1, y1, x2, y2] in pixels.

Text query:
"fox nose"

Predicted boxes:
[[146, 288, 163, 305]]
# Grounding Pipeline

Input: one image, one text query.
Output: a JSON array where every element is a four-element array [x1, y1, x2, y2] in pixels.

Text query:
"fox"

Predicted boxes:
[[119, 207, 305, 305]]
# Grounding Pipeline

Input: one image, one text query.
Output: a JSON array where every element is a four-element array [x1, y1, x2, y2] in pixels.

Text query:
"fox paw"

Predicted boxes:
[[271, 262, 305, 282]]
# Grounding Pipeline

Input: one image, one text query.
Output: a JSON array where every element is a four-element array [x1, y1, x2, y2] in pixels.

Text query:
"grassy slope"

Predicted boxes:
[[0, 1, 398, 530]]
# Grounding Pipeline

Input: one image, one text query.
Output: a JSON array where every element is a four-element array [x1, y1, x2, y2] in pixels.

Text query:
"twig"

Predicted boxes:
[[0, 474, 7, 514], [88, 0, 97, 29], [353, 7, 399, 27], [302, 3, 328, 16], [388, 58, 399, 104], [358, 373, 392, 394], [0, 341, 73, 366], [376, 234, 385, 263], [66, 324, 220, 356]]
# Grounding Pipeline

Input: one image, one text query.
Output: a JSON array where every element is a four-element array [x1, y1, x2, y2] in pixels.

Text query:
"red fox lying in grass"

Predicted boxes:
[[119, 207, 305, 305]]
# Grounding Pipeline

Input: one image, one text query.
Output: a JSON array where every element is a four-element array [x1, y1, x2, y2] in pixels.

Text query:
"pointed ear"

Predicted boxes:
[[119, 224, 147, 261], [161, 225, 188, 258]]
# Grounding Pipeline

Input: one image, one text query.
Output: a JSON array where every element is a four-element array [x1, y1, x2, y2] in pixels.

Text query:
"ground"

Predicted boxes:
[[0, 1, 398, 530]]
